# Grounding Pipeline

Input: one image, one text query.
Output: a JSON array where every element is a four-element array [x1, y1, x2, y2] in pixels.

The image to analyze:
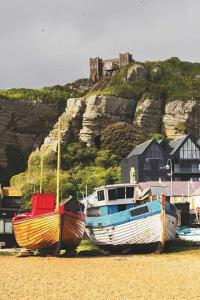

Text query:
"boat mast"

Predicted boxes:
[[56, 118, 61, 211], [39, 147, 44, 193]]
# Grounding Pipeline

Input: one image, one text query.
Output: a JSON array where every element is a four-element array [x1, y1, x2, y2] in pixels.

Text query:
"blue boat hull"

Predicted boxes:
[[86, 200, 177, 248]]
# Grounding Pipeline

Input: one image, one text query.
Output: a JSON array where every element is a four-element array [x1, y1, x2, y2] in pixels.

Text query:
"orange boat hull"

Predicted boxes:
[[13, 212, 85, 252]]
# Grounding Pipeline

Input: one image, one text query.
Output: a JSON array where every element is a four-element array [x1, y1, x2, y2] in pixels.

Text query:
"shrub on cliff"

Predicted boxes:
[[62, 141, 97, 169], [101, 122, 146, 160]]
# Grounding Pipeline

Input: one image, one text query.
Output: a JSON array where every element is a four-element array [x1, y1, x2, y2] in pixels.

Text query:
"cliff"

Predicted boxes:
[[4, 57, 200, 188]]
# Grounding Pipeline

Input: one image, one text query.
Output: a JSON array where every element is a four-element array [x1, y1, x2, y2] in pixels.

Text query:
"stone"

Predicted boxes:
[[127, 64, 147, 82]]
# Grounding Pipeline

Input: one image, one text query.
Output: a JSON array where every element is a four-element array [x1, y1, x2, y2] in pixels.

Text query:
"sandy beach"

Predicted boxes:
[[0, 248, 200, 300]]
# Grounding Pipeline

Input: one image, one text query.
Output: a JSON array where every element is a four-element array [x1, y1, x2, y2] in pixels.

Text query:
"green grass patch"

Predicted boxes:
[[77, 239, 98, 252]]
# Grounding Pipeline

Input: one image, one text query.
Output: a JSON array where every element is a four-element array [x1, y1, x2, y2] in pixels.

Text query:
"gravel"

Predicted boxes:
[[0, 249, 200, 300]]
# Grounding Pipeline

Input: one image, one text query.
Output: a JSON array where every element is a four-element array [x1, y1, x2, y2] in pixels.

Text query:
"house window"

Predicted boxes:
[[0, 220, 4, 233], [146, 143, 163, 159], [5, 221, 12, 234], [180, 138, 200, 159], [0, 219, 13, 234], [144, 159, 151, 170]]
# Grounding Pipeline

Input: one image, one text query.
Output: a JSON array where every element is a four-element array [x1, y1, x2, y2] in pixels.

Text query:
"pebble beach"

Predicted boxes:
[[0, 248, 200, 300]]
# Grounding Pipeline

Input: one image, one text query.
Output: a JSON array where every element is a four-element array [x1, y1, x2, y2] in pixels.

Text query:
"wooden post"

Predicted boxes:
[[161, 194, 166, 248], [40, 147, 44, 194], [56, 118, 61, 211]]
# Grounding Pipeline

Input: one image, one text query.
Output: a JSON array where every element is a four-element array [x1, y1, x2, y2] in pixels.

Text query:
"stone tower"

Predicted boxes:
[[89, 57, 103, 83]]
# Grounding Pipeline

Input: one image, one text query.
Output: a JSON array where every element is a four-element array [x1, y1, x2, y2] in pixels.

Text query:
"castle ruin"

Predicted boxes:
[[90, 52, 133, 83]]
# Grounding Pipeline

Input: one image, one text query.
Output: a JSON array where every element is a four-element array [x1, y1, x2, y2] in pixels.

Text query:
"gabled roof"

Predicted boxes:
[[169, 134, 190, 155], [126, 139, 153, 158]]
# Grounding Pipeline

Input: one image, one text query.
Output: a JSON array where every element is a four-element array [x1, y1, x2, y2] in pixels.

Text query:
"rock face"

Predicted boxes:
[[162, 100, 200, 139], [43, 98, 85, 151], [0, 98, 60, 180], [133, 97, 200, 140], [79, 95, 137, 146], [3, 92, 200, 184], [43, 95, 137, 149], [127, 64, 147, 82], [134, 97, 165, 136]]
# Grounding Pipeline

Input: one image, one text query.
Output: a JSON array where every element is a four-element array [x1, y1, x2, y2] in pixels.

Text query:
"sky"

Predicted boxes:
[[0, 0, 200, 89]]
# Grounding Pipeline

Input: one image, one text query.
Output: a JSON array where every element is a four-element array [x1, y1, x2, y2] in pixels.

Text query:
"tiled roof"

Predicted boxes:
[[126, 139, 153, 158]]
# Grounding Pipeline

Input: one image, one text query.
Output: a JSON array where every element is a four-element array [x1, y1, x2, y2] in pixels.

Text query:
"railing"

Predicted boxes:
[[174, 164, 200, 173]]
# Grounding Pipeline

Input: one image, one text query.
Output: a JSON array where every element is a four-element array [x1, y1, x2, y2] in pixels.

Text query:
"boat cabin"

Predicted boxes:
[[87, 183, 136, 217], [31, 194, 55, 216]]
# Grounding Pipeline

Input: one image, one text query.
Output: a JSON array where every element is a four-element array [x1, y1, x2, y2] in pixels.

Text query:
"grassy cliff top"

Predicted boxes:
[[0, 80, 89, 113], [101, 57, 200, 101]]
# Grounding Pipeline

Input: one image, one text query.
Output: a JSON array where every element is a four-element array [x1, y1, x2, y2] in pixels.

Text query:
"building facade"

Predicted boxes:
[[121, 134, 200, 183], [0, 187, 27, 248]]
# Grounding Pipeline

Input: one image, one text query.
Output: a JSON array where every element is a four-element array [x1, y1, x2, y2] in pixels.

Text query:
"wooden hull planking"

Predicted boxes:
[[13, 213, 60, 250], [13, 212, 85, 251], [86, 213, 176, 247], [61, 213, 85, 249]]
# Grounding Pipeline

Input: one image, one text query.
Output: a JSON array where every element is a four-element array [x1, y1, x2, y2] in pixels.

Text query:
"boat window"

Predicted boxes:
[[87, 208, 101, 217], [131, 206, 149, 217], [126, 187, 134, 198], [97, 190, 105, 201], [117, 187, 125, 199], [118, 204, 127, 212], [108, 189, 117, 200]]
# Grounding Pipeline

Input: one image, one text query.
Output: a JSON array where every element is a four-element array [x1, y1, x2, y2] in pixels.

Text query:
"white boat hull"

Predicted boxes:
[[177, 228, 200, 243], [86, 213, 176, 247]]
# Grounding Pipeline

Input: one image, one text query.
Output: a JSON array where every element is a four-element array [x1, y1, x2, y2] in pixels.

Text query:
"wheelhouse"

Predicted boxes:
[[87, 184, 136, 217]]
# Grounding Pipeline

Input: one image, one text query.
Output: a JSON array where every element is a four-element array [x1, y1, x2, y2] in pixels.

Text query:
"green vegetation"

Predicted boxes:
[[8, 57, 200, 204], [97, 57, 200, 101], [148, 133, 165, 141], [11, 140, 121, 208], [174, 122, 187, 134], [0, 85, 87, 113], [101, 122, 146, 159]]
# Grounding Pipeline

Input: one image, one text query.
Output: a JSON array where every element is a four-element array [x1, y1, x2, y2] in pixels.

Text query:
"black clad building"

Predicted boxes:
[[121, 134, 200, 183]]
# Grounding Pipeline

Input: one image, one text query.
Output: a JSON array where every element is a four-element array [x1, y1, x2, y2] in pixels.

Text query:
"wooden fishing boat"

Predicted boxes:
[[85, 184, 177, 252], [176, 227, 200, 243], [12, 118, 85, 255], [13, 194, 85, 254]]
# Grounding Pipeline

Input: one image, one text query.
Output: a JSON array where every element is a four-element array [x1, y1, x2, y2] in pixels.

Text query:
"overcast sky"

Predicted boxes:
[[0, 0, 199, 89]]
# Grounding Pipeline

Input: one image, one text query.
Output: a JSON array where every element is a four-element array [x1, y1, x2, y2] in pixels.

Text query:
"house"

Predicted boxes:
[[0, 187, 27, 248], [168, 134, 200, 181], [121, 134, 200, 183], [121, 139, 168, 183]]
